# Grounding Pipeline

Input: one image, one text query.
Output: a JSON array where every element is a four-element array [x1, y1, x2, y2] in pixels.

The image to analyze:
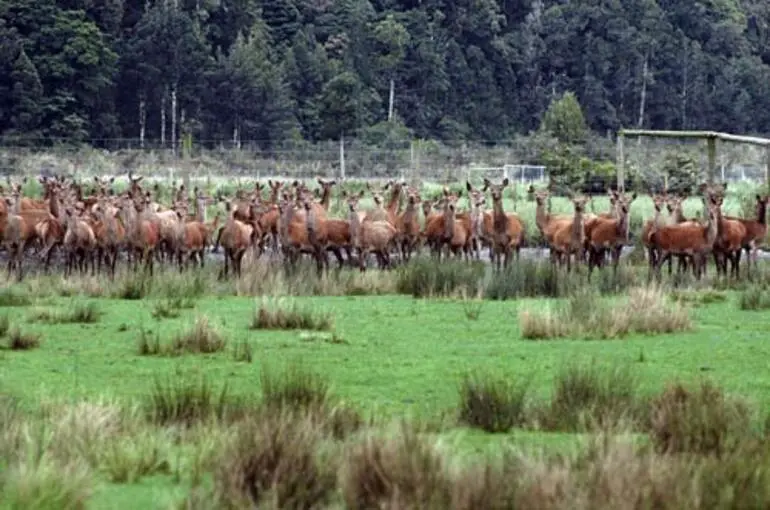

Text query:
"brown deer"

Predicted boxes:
[[345, 190, 397, 271], [550, 195, 589, 273], [395, 189, 422, 263], [725, 194, 769, 277], [62, 208, 97, 277], [586, 192, 636, 279], [465, 181, 494, 261], [483, 178, 525, 270], [119, 193, 160, 276], [534, 190, 572, 264], [217, 200, 256, 279], [650, 195, 718, 281], [302, 192, 330, 275], [3, 187, 37, 281], [92, 197, 126, 279], [708, 192, 747, 279]]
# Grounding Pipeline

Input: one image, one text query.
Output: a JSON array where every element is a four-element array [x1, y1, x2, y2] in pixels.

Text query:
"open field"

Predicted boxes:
[[2, 168, 770, 508], [4, 261, 770, 508]]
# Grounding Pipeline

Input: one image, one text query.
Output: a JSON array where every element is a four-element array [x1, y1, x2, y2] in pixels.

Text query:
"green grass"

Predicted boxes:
[[3, 270, 770, 508]]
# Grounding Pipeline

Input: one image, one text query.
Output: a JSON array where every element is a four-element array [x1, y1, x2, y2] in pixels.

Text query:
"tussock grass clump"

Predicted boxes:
[[0, 288, 32, 307], [670, 288, 727, 307], [250, 297, 334, 331], [0, 458, 94, 510], [538, 364, 643, 432], [136, 327, 162, 356], [259, 363, 363, 439], [150, 295, 198, 320], [235, 260, 397, 297], [146, 376, 246, 427], [650, 381, 752, 456], [456, 372, 529, 433], [169, 316, 227, 355], [27, 302, 102, 324], [340, 422, 452, 509], [100, 431, 171, 484], [396, 258, 485, 298], [737, 285, 770, 310], [231, 338, 253, 363], [260, 363, 331, 412], [112, 273, 149, 300], [484, 259, 573, 299], [212, 410, 338, 509], [0, 314, 9, 337], [520, 286, 691, 340], [5, 327, 41, 350]]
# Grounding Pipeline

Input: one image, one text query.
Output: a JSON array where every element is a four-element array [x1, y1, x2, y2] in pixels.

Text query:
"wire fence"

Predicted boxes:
[[0, 135, 767, 189]]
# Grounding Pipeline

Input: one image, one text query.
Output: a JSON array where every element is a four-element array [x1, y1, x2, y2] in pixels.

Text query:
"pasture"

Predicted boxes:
[[2, 174, 770, 509]]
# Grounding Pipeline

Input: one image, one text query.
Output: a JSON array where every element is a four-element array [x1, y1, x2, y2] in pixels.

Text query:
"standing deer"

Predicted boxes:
[[483, 178, 525, 270]]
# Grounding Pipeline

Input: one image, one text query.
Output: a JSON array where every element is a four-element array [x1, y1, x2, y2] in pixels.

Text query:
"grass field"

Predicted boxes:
[[4, 260, 770, 509]]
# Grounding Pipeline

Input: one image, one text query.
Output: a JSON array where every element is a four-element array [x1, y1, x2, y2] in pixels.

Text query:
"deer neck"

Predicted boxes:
[[348, 208, 361, 245], [10, 196, 21, 215], [318, 188, 331, 211], [492, 198, 506, 233], [443, 207, 455, 239], [758, 201, 768, 226], [535, 200, 549, 230], [387, 188, 400, 215], [571, 208, 584, 244], [674, 207, 687, 223], [49, 193, 61, 219], [306, 206, 318, 233], [195, 199, 206, 223], [706, 212, 718, 245]]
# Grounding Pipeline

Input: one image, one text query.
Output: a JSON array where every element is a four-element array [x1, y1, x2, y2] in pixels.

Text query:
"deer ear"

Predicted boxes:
[[341, 190, 348, 198], [502, 178, 509, 187], [466, 181, 472, 192], [358, 190, 365, 199]]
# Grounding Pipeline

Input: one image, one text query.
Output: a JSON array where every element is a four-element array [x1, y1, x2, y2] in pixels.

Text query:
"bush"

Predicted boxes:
[[540, 363, 642, 432], [146, 376, 244, 427], [260, 363, 330, 413], [456, 372, 529, 433], [737, 285, 770, 310], [520, 286, 691, 340], [169, 316, 227, 355], [27, 302, 102, 324], [250, 297, 334, 331], [212, 410, 337, 509], [649, 381, 752, 456], [340, 422, 452, 509], [396, 259, 485, 298], [0, 288, 32, 307], [5, 328, 41, 350]]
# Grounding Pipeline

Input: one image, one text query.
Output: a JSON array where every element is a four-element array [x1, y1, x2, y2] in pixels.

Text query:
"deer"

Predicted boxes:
[[706, 191, 747, 279], [586, 192, 636, 279], [119, 193, 160, 276], [217, 199, 257, 279], [91, 197, 126, 279], [724, 194, 770, 277], [3, 187, 37, 281], [395, 189, 422, 263], [549, 195, 589, 273], [344, 190, 398, 271], [650, 194, 718, 281], [302, 192, 330, 275], [62, 208, 97, 277], [483, 178, 525, 270], [465, 181, 494, 261], [534, 190, 573, 264]]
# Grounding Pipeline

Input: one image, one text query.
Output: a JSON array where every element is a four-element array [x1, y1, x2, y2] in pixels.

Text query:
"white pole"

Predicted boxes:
[[339, 136, 345, 180]]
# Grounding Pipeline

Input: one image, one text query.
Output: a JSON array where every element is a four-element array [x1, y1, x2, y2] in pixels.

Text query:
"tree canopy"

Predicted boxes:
[[3, 0, 770, 148]]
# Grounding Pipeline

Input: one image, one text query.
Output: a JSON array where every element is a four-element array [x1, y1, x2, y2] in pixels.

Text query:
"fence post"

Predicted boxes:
[[339, 136, 345, 180], [707, 135, 716, 184]]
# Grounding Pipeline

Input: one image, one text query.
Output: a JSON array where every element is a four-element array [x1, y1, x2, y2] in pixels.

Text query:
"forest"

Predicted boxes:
[[2, 0, 770, 150]]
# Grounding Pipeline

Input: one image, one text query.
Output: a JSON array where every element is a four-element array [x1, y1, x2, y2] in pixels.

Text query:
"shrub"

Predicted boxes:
[[212, 409, 338, 509], [27, 302, 102, 324], [540, 363, 642, 432], [0, 458, 93, 510], [99, 431, 171, 484], [520, 286, 691, 340], [0, 288, 32, 307], [259, 363, 330, 412], [340, 421, 452, 509], [649, 381, 752, 456], [146, 376, 244, 427], [484, 260, 571, 299], [6, 328, 41, 350], [250, 297, 333, 331], [456, 372, 529, 433], [232, 338, 253, 363], [0, 314, 9, 337], [136, 327, 162, 356], [396, 258, 484, 298], [168, 316, 227, 355], [737, 285, 770, 310], [670, 289, 727, 307], [112, 273, 149, 300]]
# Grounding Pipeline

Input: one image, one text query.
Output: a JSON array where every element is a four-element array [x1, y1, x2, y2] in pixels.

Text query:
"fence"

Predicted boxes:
[[1, 133, 768, 190]]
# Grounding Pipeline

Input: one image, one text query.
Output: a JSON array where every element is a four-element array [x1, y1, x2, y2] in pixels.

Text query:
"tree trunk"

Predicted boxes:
[[161, 86, 167, 147], [637, 49, 650, 128], [139, 92, 146, 149], [171, 82, 177, 156], [388, 78, 395, 122]]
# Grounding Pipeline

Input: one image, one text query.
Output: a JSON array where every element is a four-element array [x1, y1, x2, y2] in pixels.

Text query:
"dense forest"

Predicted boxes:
[[2, 0, 770, 149]]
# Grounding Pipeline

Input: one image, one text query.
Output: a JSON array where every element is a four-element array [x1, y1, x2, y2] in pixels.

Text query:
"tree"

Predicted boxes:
[[540, 91, 588, 144], [9, 49, 43, 136]]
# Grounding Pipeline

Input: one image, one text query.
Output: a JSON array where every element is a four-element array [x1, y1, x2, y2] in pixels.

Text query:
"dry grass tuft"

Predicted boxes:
[[520, 286, 691, 340], [456, 371, 529, 432], [650, 380, 752, 456], [5, 327, 41, 350], [212, 409, 338, 509], [169, 316, 227, 354], [250, 296, 334, 331]]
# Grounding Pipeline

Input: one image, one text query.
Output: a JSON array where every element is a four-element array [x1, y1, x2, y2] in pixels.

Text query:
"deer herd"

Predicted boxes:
[[0, 174, 766, 283]]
